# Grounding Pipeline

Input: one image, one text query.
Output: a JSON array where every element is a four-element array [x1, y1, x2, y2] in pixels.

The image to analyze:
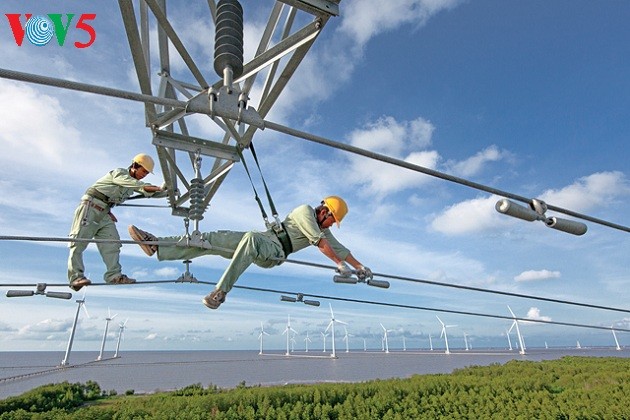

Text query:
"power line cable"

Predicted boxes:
[[3, 277, 627, 334], [1, 234, 629, 315], [0, 67, 627, 233], [263, 120, 630, 234]]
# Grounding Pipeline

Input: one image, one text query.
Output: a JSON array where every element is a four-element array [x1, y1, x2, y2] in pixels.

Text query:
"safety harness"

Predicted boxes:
[[237, 143, 293, 257]]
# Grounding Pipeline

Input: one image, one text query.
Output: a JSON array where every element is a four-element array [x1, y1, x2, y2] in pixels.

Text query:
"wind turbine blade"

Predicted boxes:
[[111, 313, 118, 320], [436, 316, 445, 327], [81, 303, 90, 319], [507, 305, 517, 318], [325, 321, 333, 333], [508, 321, 516, 333], [336, 319, 348, 326], [329, 303, 335, 318], [380, 323, 386, 331]]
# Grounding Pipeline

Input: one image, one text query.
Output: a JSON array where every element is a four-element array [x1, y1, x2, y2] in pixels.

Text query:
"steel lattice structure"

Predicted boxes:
[[117, 0, 339, 223]]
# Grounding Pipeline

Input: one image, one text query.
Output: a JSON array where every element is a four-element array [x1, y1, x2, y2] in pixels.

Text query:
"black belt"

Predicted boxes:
[[85, 187, 113, 206], [274, 223, 293, 257]]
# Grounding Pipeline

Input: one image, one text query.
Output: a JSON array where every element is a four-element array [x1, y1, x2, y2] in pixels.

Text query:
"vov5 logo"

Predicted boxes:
[[5, 13, 96, 48]]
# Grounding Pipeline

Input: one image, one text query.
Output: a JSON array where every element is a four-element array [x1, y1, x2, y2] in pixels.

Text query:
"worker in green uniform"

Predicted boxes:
[[68, 154, 166, 291], [128, 196, 372, 309]]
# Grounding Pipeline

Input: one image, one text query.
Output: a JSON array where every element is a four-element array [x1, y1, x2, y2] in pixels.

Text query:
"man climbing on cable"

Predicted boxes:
[[128, 196, 373, 310], [68, 154, 166, 291]]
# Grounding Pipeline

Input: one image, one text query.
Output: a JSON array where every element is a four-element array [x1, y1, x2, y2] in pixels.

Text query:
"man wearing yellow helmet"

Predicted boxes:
[[128, 195, 372, 309], [68, 154, 166, 291]]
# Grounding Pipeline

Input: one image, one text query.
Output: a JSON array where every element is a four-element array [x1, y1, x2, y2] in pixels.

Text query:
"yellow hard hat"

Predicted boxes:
[[132, 153, 155, 173], [322, 196, 348, 227]]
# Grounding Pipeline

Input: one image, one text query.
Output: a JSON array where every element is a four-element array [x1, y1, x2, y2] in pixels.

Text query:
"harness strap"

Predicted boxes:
[[236, 147, 269, 223], [237, 144, 293, 257]]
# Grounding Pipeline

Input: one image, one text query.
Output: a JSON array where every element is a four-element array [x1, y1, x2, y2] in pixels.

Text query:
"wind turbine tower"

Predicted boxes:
[[342, 327, 351, 353], [507, 306, 526, 355], [464, 332, 470, 351], [304, 331, 312, 352], [436, 316, 456, 355], [97, 308, 118, 361], [325, 303, 347, 358], [380, 323, 391, 353], [61, 292, 90, 366], [321, 331, 328, 352], [282, 315, 298, 356], [113, 318, 128, 358], [429, 333, 433, 351], [258, 322, 270, 355], [506, 328, 513, 351]]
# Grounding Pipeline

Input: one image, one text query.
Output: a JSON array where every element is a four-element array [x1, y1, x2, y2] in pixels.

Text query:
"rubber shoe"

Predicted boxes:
[[202, 289, 226, 310], [109, 274, 136, 284], [128, 225, 158, 256], [70, 277, 91, 291]]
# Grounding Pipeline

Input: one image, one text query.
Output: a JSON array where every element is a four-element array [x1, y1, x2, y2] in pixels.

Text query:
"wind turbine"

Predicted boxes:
[[258, 322, 270, 355], [507, 306, 526, 355], [436, 316, 456, 355], [611, 326, 621, 351], [97, 308, 118, 361], [321, 331, 328, 352], [61, 291, 90, 366], [304, 331, 312, 352], [429, 333, 433, 351], [506, 328, 513, 351], [363, 338, 367, 351], [113, 318, 128, 358], [282, 315, 298, 356], [463, 332, 470, 351], [380, 323, 391, 353], [290, 333, 297, 352], [325, 303, 347, 358], [342, 327, 352, 353]]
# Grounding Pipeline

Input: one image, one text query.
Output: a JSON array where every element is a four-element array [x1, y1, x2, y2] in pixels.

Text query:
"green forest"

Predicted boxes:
[[1, 356, 629, 419]]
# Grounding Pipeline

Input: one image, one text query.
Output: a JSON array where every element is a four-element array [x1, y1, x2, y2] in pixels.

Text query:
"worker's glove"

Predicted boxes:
[[336, 262, 353, 277], [356, 266, 373, 281]]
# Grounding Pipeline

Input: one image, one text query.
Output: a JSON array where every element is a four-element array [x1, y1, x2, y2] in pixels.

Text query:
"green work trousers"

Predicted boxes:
[[67, 199, 122, 283], [157, 230, 284, 293]]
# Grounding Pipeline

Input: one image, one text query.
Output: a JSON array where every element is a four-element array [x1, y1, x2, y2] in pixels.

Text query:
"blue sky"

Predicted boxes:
[[0, 0, 628, 354]]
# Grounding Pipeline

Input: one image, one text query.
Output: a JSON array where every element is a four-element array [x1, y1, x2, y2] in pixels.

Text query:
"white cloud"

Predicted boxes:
[[515, 270, 561, 282], [540, 171, 630, 212], [145, 333, 158, 340], [446, 145, 506, 177], [431, 171, 630, 236], [345, 116, 439, 195], [0, 79, 111, 180], [339, 0, 462, 51], [525, 307, 552, 323], [430, 195, 506, 235], [154, 267, 181, 278]]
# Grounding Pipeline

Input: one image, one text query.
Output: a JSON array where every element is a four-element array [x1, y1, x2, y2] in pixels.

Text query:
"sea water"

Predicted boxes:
[[1, 348, 628, 398]]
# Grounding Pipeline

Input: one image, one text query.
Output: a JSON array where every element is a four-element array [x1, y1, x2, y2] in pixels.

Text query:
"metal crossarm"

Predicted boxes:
[[114, 0, 340, 223]]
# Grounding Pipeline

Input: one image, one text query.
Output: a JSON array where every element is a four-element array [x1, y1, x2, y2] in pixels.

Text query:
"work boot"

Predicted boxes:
[[109, 274, 136, 284], [128, 225, 158, 256], [69, 277, 91, 291], [202, 289, 226, 310]]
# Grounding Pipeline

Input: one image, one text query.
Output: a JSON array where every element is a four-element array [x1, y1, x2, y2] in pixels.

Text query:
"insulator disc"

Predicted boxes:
[[214, 0, 244, 78]]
